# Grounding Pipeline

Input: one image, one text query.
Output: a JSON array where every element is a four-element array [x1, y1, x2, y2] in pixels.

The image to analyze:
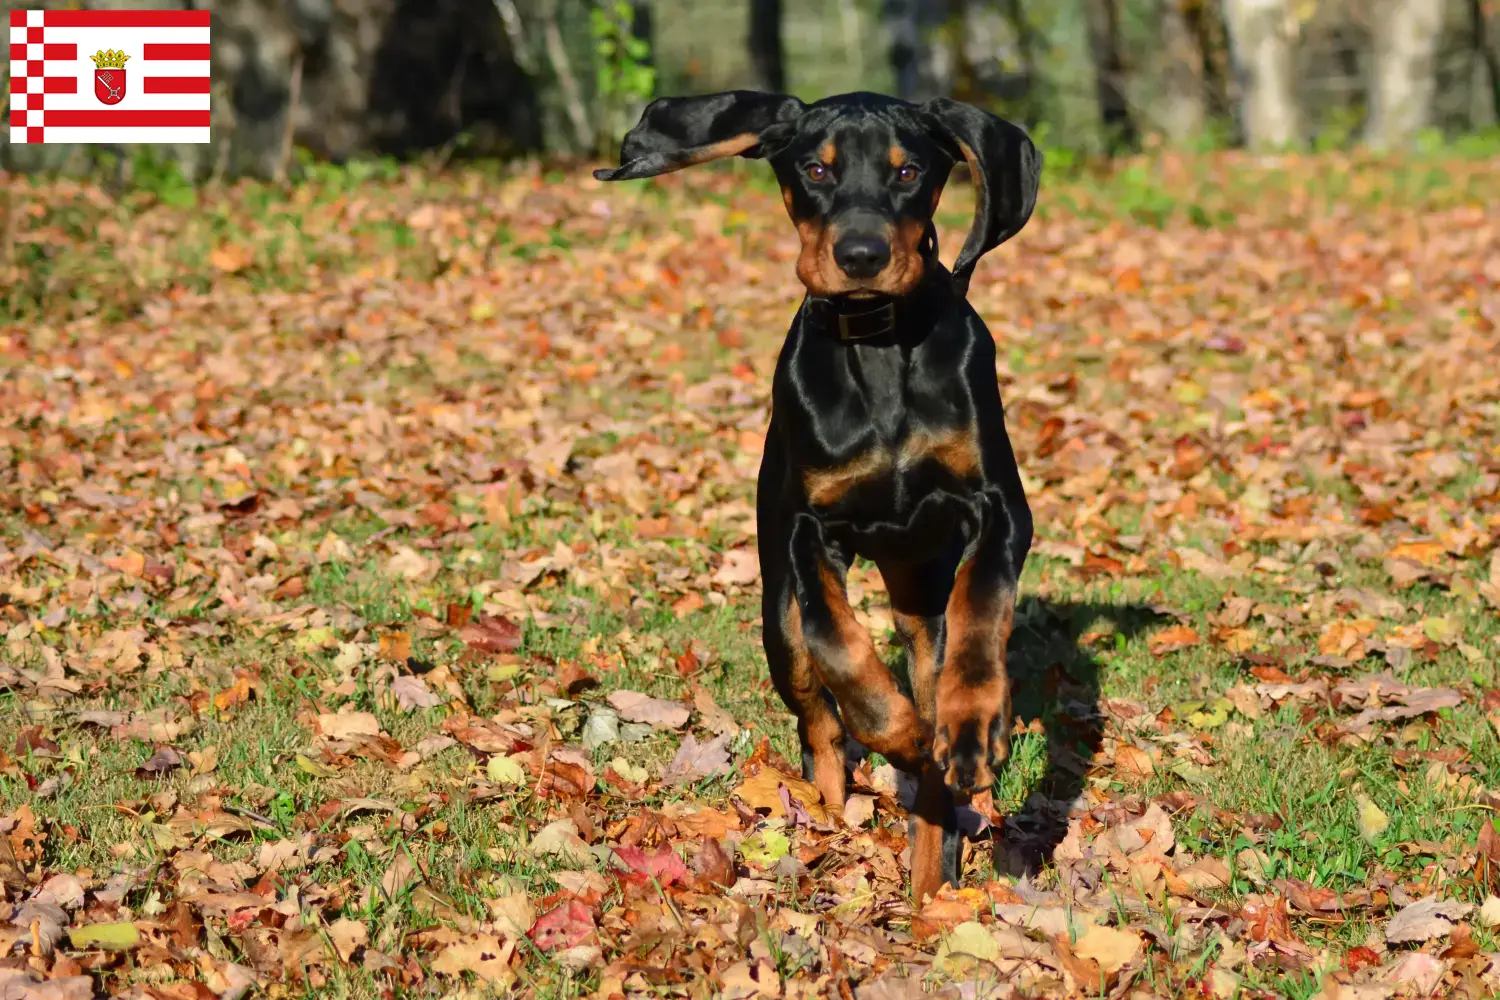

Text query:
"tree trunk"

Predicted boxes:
[[1222, 0, 1302, 147], [1186, 0, 1233, 121], [1087, 0, 1137, 150], [999, 0, 1040, 122], [1471, 0, 1500, 126], [1366, 0, 1445, 148], [748, 0, 786, 92], [1156, 0, 1207, 143], [884, 0, 922, 100]]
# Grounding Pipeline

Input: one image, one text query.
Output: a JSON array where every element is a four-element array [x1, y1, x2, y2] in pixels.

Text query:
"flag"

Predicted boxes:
[[8, 8, 211, 144]]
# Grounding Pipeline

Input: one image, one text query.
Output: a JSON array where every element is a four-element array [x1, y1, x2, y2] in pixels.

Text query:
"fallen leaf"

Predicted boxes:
[[317, 710, 381, 740], [135, 746, 184, 777], [431, 934, 515, 984], [661, 732, 733, 786], [461, 614, 523, 654], [712, 548, 759, 587], [1115, 744, 1156, 782], [1386, 897, 1472, 944], [1073, 923, 1141, 975], [843, 794, 877, 828], [607, 689, 691, 729], [529, 819, 593, 865], [1355, 792, 1389, 845], [528, 899, 595, 951], [378, 850, 421, 901], [732, 767, 832, 824], [327, 917, 367, 962], [389, 674, 443, 711], [692, 685, 741, 736], [1149, 624, 1202, 655], [67, 922, 140, 950], [613, 842, 691, 887]]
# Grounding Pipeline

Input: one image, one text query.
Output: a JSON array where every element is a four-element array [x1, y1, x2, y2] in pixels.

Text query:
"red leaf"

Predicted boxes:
[[460, 614, 522, 654], [528, 899, 595, 951], [613, 842, 691, 888], [1343, 946, 1381, 973]]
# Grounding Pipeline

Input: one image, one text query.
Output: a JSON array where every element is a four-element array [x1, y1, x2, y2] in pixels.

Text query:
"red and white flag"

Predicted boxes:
[[9, 8, 211, 144]]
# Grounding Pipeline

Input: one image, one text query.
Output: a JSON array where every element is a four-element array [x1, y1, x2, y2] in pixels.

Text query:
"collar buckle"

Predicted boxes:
[[836, 301, 898, 342]]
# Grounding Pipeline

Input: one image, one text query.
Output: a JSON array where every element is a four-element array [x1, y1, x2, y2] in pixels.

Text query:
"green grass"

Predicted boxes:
[[2, 146, 1499, 997]]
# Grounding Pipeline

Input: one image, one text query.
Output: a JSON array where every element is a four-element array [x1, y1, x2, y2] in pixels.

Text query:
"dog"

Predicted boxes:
[[596, 90, 1040, 904]]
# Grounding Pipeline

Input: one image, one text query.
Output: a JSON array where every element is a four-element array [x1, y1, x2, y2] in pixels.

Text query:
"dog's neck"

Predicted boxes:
[[804, 267, 955, 344]]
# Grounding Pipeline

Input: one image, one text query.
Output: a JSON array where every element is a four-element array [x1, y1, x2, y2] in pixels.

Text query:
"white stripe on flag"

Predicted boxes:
[[38, 84, 212, 113], [12, 126, 211, 144]]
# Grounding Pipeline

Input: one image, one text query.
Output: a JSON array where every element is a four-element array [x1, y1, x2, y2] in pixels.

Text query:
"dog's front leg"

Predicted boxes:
[[932, 505, 1028, 798], [881, 555, 964, 903], [787, 515, 929, 775]]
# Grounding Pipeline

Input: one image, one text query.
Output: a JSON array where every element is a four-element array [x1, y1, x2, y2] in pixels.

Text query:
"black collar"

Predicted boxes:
[[810, 296, 902, 342]]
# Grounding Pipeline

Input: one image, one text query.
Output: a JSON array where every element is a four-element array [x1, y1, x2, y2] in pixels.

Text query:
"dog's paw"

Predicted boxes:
[[932, 710, 1009, 797]]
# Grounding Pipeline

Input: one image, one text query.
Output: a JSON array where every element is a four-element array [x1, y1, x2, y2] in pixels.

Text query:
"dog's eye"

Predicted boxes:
[[805, 163, 829, 182], [897, 165, 919, 183]]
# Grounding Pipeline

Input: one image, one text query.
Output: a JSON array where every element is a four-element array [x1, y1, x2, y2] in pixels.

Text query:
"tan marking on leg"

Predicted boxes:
[[811, 563, 927, 767], [784, 598, 846, 810], [891, 609, 940, 730], [933, 563, 1015, 793], [802, 448, 892, 506], [910, 765, 952, 904]]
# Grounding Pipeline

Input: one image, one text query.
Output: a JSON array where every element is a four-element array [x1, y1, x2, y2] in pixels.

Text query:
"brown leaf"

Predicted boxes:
[[1240, 894, 1294, 944], [430, 934, 515, 984], [661, 732, 733, 786], [607, 689, 690, 729], [1386, 898, 1473, 944], [695, 836, 736, 888], [317, 711, 382, 740], [1114, 744, 1156, 782], [378, 631, 412, 661], [1149, 624, 1201, 655], [135, 746, 185, 777], [327, 917, 367, 962], [378, 850, 421, 901], [732, 768, 832, 825], [692, 685, 741, 736], [389, 674, 443, 711], [460, 614, 523, 654]]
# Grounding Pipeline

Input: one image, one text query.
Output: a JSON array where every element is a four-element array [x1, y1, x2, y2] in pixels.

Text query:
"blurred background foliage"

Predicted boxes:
[[1, 0, 1498, 185]]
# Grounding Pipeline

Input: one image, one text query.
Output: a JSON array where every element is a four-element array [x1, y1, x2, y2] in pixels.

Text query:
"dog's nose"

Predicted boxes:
[[833, 235, 891, 279]]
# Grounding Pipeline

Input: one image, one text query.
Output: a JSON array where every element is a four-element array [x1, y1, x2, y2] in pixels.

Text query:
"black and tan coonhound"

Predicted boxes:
[[596, 90, 1041, 904]]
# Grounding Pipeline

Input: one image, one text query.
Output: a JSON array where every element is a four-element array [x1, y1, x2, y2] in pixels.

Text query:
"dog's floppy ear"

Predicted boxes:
[[921, 98, 1041, 295], [594, 91, 806, 182]]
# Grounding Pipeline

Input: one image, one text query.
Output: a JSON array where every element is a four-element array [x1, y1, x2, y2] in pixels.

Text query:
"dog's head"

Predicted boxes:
[[595, 90, 1041, 299]]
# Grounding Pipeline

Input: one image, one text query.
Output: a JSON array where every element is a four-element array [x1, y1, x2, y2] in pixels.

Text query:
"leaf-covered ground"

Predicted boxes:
[[1, 150, 1499, 999]]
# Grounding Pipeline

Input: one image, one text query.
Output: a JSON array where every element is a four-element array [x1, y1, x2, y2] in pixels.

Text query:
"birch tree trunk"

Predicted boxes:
[[1222, 0, 1302, 147], [1366, 0, 1445, 148]]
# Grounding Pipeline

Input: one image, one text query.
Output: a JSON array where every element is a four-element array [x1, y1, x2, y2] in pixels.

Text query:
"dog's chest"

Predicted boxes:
[[794, 345, 980, 511]]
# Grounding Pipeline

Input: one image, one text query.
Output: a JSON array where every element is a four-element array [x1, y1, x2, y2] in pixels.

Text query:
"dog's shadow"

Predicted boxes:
[[990, 596, 1161, 876]]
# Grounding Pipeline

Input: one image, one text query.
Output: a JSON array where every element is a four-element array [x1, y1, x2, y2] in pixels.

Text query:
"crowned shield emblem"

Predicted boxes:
[[92, 49, 130, 105], [95, 68, 127, 105]]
